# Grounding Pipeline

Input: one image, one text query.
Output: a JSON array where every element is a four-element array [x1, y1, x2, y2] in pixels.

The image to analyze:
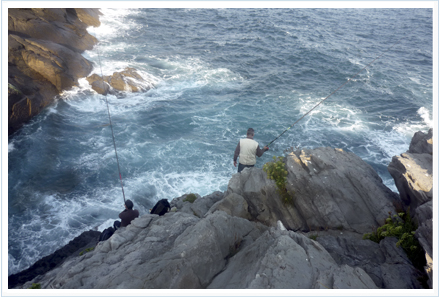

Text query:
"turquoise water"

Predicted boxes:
[[8, 8, 433, 275]]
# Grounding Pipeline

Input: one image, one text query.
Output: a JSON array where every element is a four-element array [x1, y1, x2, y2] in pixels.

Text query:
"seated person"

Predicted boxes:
[[114, 199, 139, 230]]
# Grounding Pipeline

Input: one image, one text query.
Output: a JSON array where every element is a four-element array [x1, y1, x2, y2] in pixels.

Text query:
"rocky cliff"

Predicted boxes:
[[9, 129, 433, 289], [8, 8, 101, 135], [388, 128, 433, 286]]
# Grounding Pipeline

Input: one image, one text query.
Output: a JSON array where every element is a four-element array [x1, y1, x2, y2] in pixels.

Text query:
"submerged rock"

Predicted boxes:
[[86, 67, 156, 95]]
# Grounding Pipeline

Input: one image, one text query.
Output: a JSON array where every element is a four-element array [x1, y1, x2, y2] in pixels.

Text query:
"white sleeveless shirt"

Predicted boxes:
[[239, 138, 259, 165]]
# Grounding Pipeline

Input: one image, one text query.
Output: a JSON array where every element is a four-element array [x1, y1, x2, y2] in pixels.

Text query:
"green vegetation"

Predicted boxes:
[[263, 156, 295, 205], [309, 234, 318, 241], [79, 247, 94, 256], [183, 193, 197, 203], [363, 208, 425, 269], [28, 283, 41, 289]]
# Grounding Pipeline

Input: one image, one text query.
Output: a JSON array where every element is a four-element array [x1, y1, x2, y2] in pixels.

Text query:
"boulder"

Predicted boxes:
[[86, 67, 156, 95], [388, 129, 433, 211], [409, 129, 433, 155], [388, 152, 432, 210], [226, 147, 398, 233], [170, 191, 224, 218], [207, 193, 252, 220]]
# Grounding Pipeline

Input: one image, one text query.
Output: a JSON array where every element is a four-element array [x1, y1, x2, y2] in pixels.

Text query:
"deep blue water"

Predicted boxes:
[[8, 8, 432, 275]]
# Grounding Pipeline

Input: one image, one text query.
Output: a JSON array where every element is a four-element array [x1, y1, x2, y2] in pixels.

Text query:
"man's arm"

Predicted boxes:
[[233, 142, 240, 167], [256, 145, 269, 157]]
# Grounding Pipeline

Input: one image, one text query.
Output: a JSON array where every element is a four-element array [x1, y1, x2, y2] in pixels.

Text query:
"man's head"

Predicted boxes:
[[125, 199, 134, 210], [247, 128, 255, 138]]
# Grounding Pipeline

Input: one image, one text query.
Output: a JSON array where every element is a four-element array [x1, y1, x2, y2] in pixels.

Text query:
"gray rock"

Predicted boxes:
[[388, 152, 432, 210], [209, 227, 377, 289], [388, 129, 433, 288], [414, 200, 433, 257], [20, 211, 262, 289], [170, 191, 224, 218], [14, 137, 432, 289], [207, 193, 251, 220], [226, 147, 398, 233], [316, 231, 423, 288], [409, 128, 433, 155]]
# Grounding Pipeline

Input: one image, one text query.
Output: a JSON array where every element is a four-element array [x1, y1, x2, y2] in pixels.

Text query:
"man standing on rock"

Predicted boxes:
[[233, 128, 269, 173], [114, 199, 139, 229]]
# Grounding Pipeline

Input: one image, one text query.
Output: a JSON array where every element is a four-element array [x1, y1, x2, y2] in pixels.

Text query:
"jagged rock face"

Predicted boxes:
[[86, 67, 156, 95], [388, 128, 433, 287], [226, 147, 398, 233], [388, 129, 433, 211], [8, 8, 100, 135], [17, 211, 380, 289], [13, 140, 430, 289]]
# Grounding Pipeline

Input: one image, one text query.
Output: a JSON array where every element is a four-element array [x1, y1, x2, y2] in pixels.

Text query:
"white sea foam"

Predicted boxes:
[[97, 219, 115, 232], [8, 142, 15, 153], [417, 106, 433, 128], [87, 8, 141, 41], [393, 106, 432, 137]]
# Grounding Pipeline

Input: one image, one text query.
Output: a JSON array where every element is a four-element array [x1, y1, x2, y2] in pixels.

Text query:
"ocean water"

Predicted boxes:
[[8, 8, 433, 275]]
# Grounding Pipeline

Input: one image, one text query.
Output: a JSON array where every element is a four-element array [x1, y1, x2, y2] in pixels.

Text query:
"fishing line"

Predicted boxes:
[[266, 37, 405, 148], [97, 44, 126, 203]]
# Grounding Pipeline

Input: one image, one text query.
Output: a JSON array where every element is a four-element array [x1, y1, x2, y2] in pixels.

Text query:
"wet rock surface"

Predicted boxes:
[[86, 67, 156, 95]]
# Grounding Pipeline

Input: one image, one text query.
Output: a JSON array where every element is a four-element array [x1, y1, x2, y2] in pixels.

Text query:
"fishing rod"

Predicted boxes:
[[97, 44, 126, 203], [266, 37, 405, 148]]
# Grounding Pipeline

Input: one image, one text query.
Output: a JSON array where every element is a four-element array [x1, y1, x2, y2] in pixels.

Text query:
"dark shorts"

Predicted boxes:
[[238, 163, 254, 173]]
